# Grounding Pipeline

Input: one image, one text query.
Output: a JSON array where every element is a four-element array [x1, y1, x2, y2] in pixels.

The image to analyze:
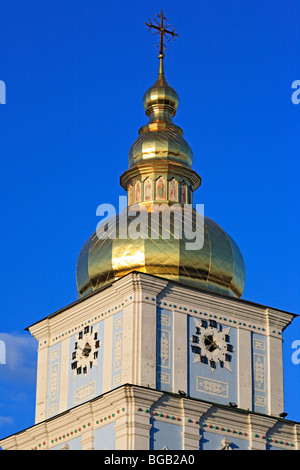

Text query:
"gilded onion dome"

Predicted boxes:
[[76, 49, 246, 299], [76, 207, 245, 299]]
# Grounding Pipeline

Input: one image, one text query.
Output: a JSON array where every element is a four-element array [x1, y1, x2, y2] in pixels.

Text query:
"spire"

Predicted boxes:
[[142, 12, 180, 124], [157, 54, 165, 84]]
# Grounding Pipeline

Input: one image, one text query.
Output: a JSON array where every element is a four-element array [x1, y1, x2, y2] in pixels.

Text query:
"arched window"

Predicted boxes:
[[156, 176, 166, 201], [180, 181, 187, 203], [144, 177, 153, 201], [168, 178, 178, 202], [127, 184, 133, 206], [134, 180, 142, 203]]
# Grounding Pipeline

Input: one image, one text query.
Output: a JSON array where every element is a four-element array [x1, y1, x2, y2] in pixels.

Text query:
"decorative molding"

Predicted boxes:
[[196, 377, 229, 398], [160, 331, 170, 368], [0, 384, 298, 450], [253, 338, 265, 351], [74, 382, 96, 404], [219, 438, 233, 450], [49, 363, 59, 402], [51, 348, 60, 361], [138, 408, 181, 422], [253, 354, 265, 392], [33, 407, 126, 450], [113, 332, 123, 371], [201, 421, 248, 437], [254, 395, 266, 407]]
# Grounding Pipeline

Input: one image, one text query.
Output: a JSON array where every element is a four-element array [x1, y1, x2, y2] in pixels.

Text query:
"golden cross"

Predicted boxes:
[[145, 10, 179, 58]]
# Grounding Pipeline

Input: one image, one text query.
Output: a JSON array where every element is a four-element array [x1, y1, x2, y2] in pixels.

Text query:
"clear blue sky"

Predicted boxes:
[[0, 0, 299, 442]]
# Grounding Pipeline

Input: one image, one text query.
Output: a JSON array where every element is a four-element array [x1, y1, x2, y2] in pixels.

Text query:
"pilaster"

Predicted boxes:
[[181, 398, 212, 449], [59, 336, 70, 413], [102, 314, 113, 394], [173, 310, 188, 396], [267, 334, 284, 416], [80, 428, 95, 450], [248, 414, 277, 450], [237, 327, 252, 410], [34, 322, 50, 424], [294, 423, 300, 450], [114, 385, 162, 450]]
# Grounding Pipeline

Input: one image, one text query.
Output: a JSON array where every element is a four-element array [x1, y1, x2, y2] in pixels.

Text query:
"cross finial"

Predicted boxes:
[[145, 10, 179, 58]]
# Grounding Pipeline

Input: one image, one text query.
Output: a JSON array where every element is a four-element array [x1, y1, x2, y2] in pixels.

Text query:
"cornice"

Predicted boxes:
[[1, 384, 299, 450], [27, 272, 297, 346], [120, 159, 201, 190]]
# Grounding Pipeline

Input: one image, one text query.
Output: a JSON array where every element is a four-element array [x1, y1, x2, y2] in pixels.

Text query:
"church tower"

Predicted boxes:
[[1, 11, 299, 451]]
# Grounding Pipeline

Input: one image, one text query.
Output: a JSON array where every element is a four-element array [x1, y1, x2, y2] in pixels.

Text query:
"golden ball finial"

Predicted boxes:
[[143, 58, 179, 121]]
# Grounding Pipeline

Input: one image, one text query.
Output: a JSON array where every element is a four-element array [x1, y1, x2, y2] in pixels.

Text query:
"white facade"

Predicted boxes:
[[0, 271, 299, 450]]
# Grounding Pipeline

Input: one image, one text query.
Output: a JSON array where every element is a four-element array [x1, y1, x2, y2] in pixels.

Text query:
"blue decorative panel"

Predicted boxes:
[[200, 430, 249, 450], [150, 419, 182, 450], [94, 422, 116, 450], [47, 343, 62, 418], [188, 315, 238, 405], [156, 308, 173, 392], [111, 311, 123, 389], [252, 332, 268, 414], [68, 320, 104, 409]]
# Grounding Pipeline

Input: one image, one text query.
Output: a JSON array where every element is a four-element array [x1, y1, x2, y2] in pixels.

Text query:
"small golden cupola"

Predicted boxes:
[[122, 50, 200, 206], [128, 56, 193, 171], [123, 10, 199, 207]]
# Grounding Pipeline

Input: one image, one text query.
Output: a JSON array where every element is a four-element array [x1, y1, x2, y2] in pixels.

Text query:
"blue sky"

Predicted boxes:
[[0, 0, 299, 442]]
